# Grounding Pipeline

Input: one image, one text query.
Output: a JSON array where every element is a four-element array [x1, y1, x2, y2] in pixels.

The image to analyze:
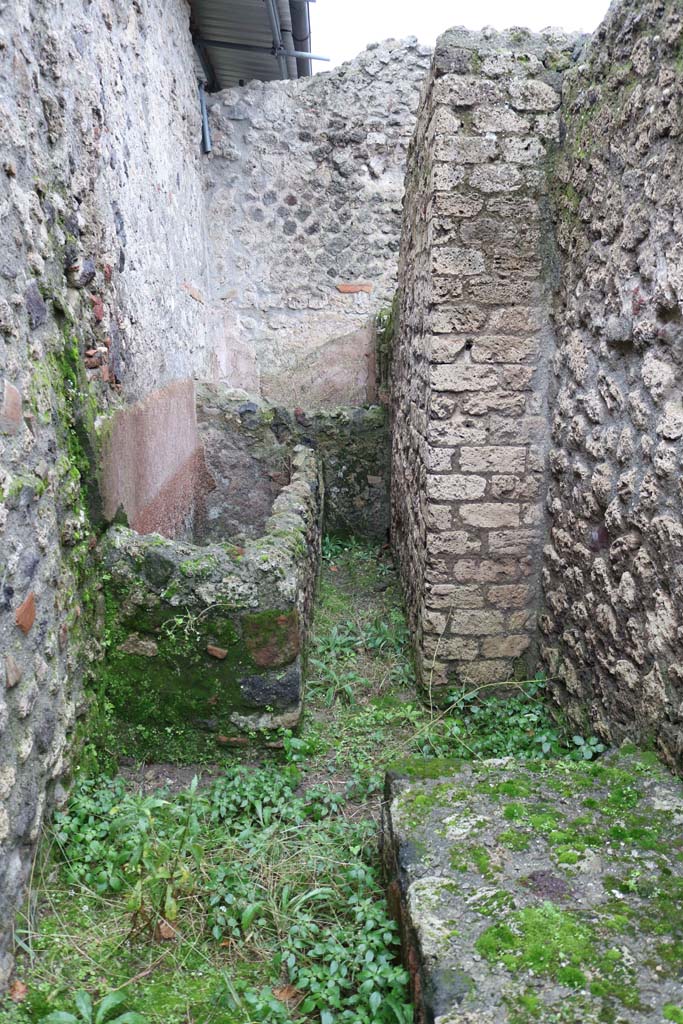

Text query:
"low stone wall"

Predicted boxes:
[[98, 446, 322, 739], [197, 383, 391, 540], [541, 0, 683, 770], [390, 27, 579, 695]]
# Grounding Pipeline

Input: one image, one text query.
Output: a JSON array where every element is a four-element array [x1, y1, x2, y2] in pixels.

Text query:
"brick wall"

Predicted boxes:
[[391, 27, 580, 695]]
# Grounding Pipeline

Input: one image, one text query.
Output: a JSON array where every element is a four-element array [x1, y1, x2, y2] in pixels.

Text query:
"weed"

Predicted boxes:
[[1, 538, 607, 1024]]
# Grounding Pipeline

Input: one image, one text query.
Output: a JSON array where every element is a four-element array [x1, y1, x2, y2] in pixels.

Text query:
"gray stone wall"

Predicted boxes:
[[0, 0, 208, 984], [391, 27, 579, 695], [203, 40, 431, 408], [197, 383, 391, 540], [541, 0, 683, 770]]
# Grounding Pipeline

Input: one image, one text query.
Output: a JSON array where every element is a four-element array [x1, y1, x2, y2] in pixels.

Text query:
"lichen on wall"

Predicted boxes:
[[541, 0, 683, 771]]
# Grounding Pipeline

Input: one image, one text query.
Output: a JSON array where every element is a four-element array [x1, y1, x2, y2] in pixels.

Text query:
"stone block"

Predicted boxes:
[[455, 659, 512, 684], [487, 306, 543, 333], [431, 247, 486, 276], [430, 164, 466, 191], [472, 105, 531, 133], [428, 193, 484, 220], [508, 78, 560, 111], [429, 306, 488, 334], [422, 636, 479, 660], [460, 446, 526, 474], [488, 529, 541, 557], [4, 656, 22, 689], [425, 584, 485, 609], [427, 531, 482, 555], [501, 135, 547, 164], [482, 634, 531, 657], [459, 503, 520, 528], [448, 609, 506, 635], [427, 335, 468, 360], [426, 474, 487, 501], [431, 364, 498, 393], [469, 164, 522, 193], [429, 417, 488, 446], [434, 136, 499, 164], [498, 365, 535, 391], [452, 559, 521, 583], [432, 75, 503, 107], [461, 391, 527, 416], [470, 336, 535, 364], [487, 584, 532, 608]]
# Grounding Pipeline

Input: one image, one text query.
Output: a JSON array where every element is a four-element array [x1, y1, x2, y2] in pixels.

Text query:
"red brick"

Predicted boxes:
[[15, 592, 36, 634], [207, 644, 228, 660], [336, 282, 373, 294], [0, 379, 22, 435]]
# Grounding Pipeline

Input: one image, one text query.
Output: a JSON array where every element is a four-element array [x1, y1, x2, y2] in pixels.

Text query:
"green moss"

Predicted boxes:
[[664, 1006, 683, 1023], [469, 846, 498, 880], [178, 555, 220, 578], [475, 902, 595, 980], [499, 829, 530, 852], [242, 608, 299, 667], [397, 782, 463, 826], [469, 888, 515, 917]]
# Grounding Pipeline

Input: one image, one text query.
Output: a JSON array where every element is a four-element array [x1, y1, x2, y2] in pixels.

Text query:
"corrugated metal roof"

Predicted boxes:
[[189, 0, 313, 90]]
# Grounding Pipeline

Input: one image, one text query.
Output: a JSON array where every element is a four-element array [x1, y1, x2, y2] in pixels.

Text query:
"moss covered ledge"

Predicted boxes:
[[95, 445, 323, 750], [381, 749, 683, 1024]]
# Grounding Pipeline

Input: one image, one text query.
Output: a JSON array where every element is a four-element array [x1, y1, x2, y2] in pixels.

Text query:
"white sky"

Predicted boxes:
[[309, 0, 612, 69]]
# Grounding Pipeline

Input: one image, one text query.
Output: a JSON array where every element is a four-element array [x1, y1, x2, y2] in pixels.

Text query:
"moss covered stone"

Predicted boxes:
[[94, 443, 322, 753], [382, 750, 683, 1023]]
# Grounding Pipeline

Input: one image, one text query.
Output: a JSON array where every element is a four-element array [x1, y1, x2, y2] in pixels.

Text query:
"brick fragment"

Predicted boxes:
[[15, 593, 36, 634], [207, 645, 228, 660], [0, 379, 22, 434]]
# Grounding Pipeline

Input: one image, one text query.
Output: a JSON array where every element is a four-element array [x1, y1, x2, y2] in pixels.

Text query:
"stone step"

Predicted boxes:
[[381, 749, 683, 1024]]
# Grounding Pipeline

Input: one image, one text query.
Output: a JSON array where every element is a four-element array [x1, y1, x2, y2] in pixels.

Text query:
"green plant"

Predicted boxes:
[[39, 990, 146, 1024], [570, 734, 606, 760]]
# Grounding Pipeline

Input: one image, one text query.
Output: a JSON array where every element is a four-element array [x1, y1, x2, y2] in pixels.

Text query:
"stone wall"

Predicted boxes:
[[197, 383, 391, 540], [99, 443, 323, 744], [541, 0, 683, 770], [391, 27, 579, 695], [203, 39, 431, 407], [0, 0, 208, 984]]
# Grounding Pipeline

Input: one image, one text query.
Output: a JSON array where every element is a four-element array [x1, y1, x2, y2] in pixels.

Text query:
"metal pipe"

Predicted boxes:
[[198, 81, 212, 154], [277, 0, 298, 78], [196, 38, 329, 61], [289, 0, 312, 78], [193, 39, 218, 93], [264, 0, 288, 79]]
